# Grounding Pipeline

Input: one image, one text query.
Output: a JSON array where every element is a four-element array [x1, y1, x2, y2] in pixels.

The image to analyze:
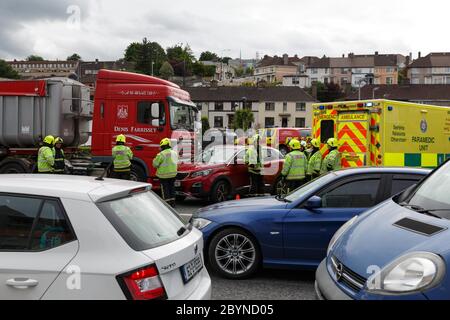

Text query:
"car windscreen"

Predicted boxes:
[[200, 146, 239, 164], [170, 101, 195, 131], [406, 161, 450, 219], [285, 173, 336, 202], [97, 191, 186, 251]]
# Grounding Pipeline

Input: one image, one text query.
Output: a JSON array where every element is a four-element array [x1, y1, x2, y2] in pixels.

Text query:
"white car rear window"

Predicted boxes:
[[98, 191, 186, 251]]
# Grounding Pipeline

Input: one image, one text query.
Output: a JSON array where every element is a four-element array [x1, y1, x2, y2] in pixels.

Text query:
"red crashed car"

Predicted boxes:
[[175, 145, 285, 203]]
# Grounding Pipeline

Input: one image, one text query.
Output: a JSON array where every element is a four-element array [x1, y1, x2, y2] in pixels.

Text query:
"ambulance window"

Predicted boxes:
[[320, 120, 334, 143], [137, 101, 166, 126]]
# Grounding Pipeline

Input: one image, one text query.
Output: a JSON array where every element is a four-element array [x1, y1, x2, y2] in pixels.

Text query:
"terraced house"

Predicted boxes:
[[187, 86, 316, 129], [306, 52, 406, 87], [407, 52, 450, 84]]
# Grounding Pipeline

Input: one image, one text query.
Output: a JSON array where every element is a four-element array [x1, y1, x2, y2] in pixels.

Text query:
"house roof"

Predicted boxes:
[[409, 52, 450, 68], [257, 55, 302, 68], [309, 54, 403, 69], [186, 86, 316, 102], [345, 84, 450, 101]]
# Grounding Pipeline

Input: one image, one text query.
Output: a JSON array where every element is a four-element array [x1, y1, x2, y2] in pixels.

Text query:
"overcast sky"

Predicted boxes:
[[0, 0, 448, 61]]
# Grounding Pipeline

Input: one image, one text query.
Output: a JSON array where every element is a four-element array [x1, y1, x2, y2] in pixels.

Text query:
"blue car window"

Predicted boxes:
[[320, 178, 381, 208]]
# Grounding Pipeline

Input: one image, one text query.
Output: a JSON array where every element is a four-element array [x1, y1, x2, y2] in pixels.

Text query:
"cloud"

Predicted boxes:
[[0, 0, 448, 61]]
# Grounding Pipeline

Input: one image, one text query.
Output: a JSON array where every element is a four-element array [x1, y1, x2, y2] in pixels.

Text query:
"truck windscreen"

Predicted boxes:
[[170, 102, 195, 131]]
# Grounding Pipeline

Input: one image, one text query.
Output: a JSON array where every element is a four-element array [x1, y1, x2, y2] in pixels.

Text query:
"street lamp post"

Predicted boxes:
[[372, 87, 380, 99], [151, 61, 154, 76]]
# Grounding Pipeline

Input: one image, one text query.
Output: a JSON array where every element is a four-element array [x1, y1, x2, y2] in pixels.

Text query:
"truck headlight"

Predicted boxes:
[[367, 252, 445, 294], [327, 215, 358, 255], [190, 169, 213, 178], [192, 218, 212, 230]]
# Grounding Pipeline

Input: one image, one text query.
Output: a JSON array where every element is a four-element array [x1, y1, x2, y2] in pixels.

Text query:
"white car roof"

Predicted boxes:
[[0, 174, 150, 202]]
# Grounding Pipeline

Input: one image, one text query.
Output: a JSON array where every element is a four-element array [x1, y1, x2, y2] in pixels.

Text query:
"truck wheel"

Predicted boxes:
[[0, 162, 28, 174], [210, 180, 231, 203], [130, 164, 147, 182], [279, 145, 289, 156], [208, 228, 261, 279]]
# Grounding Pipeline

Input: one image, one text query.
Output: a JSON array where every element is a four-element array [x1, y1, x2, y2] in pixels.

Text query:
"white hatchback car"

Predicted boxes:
[[0, 174, 211, 300]]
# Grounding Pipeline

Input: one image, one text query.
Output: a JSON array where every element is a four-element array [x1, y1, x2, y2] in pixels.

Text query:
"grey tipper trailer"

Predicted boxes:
[[0, 77, 95, 174]]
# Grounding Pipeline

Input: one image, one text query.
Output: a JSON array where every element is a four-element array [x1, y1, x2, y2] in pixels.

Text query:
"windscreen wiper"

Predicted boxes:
[[275, 194, 291, 203], [399, 202, 443, 219]]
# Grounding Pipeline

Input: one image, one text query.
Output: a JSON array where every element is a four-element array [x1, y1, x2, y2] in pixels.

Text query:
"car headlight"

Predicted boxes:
[[190, 169, 213, 178], [327, 215, 358, 255], [366, 252, 445, 294], [192, 218, 212, 230]]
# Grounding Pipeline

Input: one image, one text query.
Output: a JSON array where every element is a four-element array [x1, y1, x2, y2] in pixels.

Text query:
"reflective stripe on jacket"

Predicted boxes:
[[244, 147, 262, 174], [38, 146, 55, 173], [112, 145, 133, 170], [321, 149, 341, 174], [153, 149, 178, 179], [282, 150, 307, 180], [53, 148, 65, 173], [307, 150, 322, 176]]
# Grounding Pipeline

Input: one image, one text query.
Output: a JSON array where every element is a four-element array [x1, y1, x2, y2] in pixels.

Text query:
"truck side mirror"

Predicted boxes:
[[151, 119, 160, 127], [151, 103, 160, 118]]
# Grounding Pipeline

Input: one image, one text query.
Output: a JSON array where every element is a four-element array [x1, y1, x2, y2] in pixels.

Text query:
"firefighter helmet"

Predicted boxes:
[[311, 138, 321, 148], [160, 138, 171, 147], [43, 135, 55, 145], [327, 138, 339, 148], [289, 139, 301, 150], [54, 137, 64, 145], [116, 134, 126, 143]]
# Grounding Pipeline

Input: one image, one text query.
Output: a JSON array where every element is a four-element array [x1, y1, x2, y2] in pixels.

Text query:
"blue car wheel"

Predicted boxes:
[[208, 228, 261, 279]]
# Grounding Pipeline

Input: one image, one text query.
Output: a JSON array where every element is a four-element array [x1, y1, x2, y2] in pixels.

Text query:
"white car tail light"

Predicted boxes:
[[117, 265, 166, 300]]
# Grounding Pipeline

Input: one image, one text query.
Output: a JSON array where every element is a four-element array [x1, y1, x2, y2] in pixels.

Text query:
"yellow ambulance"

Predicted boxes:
[[312, 99, 450, 168]]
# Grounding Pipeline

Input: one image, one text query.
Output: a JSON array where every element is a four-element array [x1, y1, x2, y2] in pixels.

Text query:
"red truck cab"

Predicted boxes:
[[91, 70, 201, 187], [264, 127, 311, 155]]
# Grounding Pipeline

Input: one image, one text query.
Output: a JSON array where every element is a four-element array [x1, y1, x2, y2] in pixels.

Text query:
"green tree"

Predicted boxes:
[[199, 51, 219, 61], [124, 38, 167, 76], [306, 81, 344, 102], [245, 66, 254, 75], [193, 62, 216, 77], [67, 53, 81, 61], [26, 55, 44, 61], [201, 116, 210, 135], [0, 59, 20, 79], [234, 66, 244, 77], [220, 57, 232, 64], [233, 108, 254, 131], [398, 67, 408, 84], [159, 61, 174, 80], [166, 43, 195, 76]]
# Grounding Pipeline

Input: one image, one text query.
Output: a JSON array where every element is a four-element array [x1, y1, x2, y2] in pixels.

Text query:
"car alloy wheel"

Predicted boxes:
[[211, 180, 231, 203], [215, 233, 256, 276]]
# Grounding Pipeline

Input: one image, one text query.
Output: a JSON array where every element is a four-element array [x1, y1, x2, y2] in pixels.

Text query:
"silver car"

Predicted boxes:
[[0, 175, 211, 300]]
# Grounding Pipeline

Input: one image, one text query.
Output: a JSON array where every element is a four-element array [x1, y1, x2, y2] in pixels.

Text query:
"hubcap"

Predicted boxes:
[[216, 183, 229, 202], [215, 233, 256, 275]]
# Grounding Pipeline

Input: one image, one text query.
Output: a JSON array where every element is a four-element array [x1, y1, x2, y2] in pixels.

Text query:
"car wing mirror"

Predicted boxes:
[[304, 196, 322, 210]]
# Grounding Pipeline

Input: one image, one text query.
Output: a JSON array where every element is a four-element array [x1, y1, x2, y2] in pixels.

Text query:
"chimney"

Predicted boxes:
[[349, 53, 354, 58], [342, 54, 345, 58], [375, 51, 379, 56], [405, 55, 410, 66], [418, 52, 421, 59], [283, 54, 288, 65]]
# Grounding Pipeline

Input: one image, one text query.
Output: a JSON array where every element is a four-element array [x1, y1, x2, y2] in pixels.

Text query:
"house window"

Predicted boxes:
[[292, 77, 300, 85], [231, 102, 238, 111], [295, 118, 306, 127], [214, 116, 223, 128], [265, 117, 275, 127], [283, 102, 288, 112], [341, 68, 347, 74], [311, 68, 318, 74], [296, 102, 306, 112], [243, 101, 252, 110], [411, 77, 420, 84], [340, 78, 348, 86], [311, 78, 318, 84], [214, 102, 224, 111], [386, 77, 393, 85], [386, 67, 396, 73], [265, 102, 275, 111]]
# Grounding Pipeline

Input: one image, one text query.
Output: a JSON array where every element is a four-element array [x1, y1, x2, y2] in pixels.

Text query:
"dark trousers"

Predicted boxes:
[[112, 169, 131, 180], [249, 172, 264, 196], [160, 178, 176, 206], [287, 179, 304, 193]]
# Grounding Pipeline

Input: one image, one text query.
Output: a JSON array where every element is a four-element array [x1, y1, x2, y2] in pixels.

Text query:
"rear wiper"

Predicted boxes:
[[399, 202, 443, 219], [177, 226, 187, 236]]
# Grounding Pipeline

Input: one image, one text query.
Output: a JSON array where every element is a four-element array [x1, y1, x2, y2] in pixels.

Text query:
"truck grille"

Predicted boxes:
[[176, 172, 189, 180], [331, 256, 367, 293]]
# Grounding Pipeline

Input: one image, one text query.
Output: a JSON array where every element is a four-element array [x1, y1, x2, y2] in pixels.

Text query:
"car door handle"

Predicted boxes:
[[6, 278, 39, 289], [135, 145, 144, 151]]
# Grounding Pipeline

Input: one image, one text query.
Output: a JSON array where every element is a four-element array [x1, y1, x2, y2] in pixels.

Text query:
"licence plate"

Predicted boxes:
[[180, 254, 203, 284], [175, 180, 181, 187]]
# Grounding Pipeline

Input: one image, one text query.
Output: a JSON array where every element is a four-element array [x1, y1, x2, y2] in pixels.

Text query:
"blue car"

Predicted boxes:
[[316, 160, 450, 300], [192, 167, 430, 279]]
